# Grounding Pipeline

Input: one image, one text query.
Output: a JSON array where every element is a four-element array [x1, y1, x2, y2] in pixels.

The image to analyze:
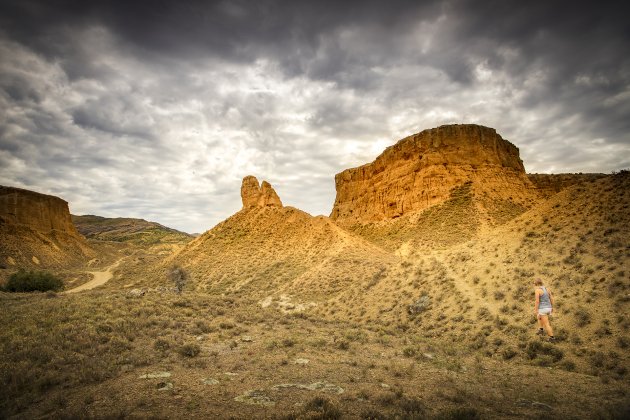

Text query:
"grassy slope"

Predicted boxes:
[[1, 291, 628, 419], [72, 214, 193, 246], [164, 206, 396, 301], [325, 172, 629, 377]]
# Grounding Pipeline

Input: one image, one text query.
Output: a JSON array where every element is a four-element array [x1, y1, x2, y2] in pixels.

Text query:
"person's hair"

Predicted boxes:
[[534, 278, 543, 286]]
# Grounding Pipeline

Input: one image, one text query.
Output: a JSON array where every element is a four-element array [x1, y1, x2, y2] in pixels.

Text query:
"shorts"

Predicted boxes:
[[538, 308, 552, 316]]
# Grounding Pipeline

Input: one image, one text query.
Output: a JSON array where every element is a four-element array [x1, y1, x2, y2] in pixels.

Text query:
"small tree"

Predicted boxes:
[[169, 265, 188, 293]]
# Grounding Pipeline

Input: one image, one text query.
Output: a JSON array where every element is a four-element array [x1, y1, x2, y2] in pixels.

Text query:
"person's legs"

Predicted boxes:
[[536, 315, 543, 335], [540, 315, 554, 337]]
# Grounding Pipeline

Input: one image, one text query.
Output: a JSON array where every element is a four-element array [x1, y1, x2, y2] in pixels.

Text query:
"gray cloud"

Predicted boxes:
[[0, 0, 628, 233]]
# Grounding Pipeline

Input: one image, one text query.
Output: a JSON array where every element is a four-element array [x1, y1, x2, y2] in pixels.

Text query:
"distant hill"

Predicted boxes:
[[71, 215, 193, 246]]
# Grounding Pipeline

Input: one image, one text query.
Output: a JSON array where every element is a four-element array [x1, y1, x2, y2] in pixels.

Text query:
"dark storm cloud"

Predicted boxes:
[[0, 0, 628, 232]]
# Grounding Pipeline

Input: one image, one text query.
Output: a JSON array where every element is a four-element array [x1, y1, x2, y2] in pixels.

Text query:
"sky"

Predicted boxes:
[[0, 0, 628, 233]]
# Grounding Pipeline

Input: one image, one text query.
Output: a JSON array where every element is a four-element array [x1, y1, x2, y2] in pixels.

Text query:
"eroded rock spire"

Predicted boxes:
[[241, 176, 283, 209]]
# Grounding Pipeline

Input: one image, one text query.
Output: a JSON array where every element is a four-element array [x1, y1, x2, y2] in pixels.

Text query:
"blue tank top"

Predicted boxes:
[[538, 286, 552, 309]]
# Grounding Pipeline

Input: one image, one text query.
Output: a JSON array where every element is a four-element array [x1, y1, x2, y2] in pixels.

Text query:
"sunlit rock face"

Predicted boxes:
[[241, 176, 283, 209], [331, 124, 538, 223], [0, 185, 94, 268], [0, 186, 80, 235]]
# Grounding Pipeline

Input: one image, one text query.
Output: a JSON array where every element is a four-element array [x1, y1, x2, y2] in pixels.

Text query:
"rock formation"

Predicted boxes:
[[331, 124, 539, 224], [241, 176, 283, 209], [0, 186, 80, 235], [0, 186, 93, 269]]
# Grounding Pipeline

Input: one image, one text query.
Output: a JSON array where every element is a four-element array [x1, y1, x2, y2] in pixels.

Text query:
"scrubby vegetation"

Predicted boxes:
[[2, 270, 64, 292], [1, 173, 629, 418]]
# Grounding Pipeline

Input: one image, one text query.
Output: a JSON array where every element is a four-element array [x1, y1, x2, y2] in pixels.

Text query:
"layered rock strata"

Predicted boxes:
[[241, 176, 283, 209], [0, 186, 80, 235], [331, 124, 538, 224], [0, 186, 93, 268]]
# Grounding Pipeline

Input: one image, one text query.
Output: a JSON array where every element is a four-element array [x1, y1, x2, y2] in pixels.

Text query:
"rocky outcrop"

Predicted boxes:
[[0, 186, 93, 269], [527, 173, 606, 198], [0, 186, 80, 235], [241, 176, 283, 209], [331, 124, 539, 224]]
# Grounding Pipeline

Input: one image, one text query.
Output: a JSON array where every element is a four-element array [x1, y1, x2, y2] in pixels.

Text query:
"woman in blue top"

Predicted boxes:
[[534, 278, 555, 342]]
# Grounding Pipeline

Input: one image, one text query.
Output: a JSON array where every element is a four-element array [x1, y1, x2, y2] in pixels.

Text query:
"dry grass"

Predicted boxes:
[[1, 172, 629, 418], [1, 289, 628, 419]]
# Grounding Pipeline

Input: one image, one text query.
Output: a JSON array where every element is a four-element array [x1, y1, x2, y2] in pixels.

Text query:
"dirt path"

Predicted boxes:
[[65, 259, 124, 293]]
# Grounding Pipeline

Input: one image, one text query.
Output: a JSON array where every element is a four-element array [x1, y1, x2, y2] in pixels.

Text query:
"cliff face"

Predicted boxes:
[[0, 186, 93, 269], [0, 186, 80, 235], [331, 124, 538, 224], [527, 173, 607, 198]]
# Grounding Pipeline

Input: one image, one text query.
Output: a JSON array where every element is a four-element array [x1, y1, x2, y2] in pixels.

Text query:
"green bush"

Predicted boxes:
[[3, 270, 64, 292]]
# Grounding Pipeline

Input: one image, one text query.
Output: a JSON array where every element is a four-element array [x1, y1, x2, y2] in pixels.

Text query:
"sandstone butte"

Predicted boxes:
[[0, 185, 93, 268], [0, 186, 80, 235], [331, 124, 542, 224], [241, 175, 283, 209]]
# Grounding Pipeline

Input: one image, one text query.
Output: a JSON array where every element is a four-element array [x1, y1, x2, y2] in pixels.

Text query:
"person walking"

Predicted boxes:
[[534, 278, 555, 342]]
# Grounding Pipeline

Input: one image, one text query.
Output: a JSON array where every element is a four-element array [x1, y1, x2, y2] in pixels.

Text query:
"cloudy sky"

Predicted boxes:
[[0, 0, 628, 233]]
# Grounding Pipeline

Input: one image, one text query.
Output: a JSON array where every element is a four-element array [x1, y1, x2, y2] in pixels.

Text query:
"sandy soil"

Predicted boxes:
[[65, 258, 124, 293]]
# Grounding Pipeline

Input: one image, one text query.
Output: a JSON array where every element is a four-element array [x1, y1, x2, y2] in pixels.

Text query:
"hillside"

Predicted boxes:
[[72, 214, 193, 246], [321, 171, 629, 376], [163, 177, 395, 305]]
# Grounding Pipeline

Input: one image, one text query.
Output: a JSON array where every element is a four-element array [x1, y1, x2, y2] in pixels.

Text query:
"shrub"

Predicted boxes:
[[398, 397, 427, 417], [439, 407, 481, 420], [168, 265, 188, 293], [493, 291, 505, 300], [502, 347, 517, 360], [574, 307, 591, 327], [3, 270, 64, 292], [303, 397, 342, 419], [281, 338, 296, 347], [336, 340, 350, 350], [402, 346, 417, 358], [154, 339, 171, 352], [526, 341, 563, 362], [178, 343, 201, 357]]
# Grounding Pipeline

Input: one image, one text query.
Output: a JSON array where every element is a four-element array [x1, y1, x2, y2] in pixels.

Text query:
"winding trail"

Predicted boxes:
[[65, 258, 124, 293]]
